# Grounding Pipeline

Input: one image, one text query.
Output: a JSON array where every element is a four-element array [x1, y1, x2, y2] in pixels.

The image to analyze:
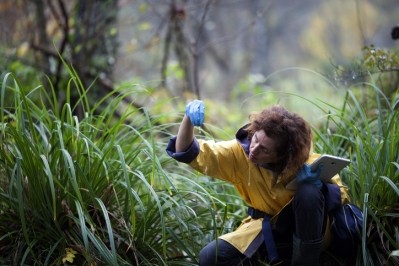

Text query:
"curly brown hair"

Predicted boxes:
[[246, 105, 312, 180]]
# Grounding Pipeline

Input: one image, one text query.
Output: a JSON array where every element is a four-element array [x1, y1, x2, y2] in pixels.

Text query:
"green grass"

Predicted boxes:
[[0, 70, 243, 265], [0, 65, 398, 265], [311, 84, 399, 265]]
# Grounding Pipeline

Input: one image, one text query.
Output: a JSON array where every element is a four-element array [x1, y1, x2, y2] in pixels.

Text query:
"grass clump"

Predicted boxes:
[[312, 84, 399, 265], [0, 71, 242, 265]]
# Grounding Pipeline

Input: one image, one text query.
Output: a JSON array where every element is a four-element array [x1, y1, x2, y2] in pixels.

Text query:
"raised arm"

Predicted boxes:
[[176, 100, 204, 152], [176, 115, 194, 152]]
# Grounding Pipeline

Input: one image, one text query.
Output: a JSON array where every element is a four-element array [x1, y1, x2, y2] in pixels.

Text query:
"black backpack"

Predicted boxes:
[[330, 203, 363, 257]]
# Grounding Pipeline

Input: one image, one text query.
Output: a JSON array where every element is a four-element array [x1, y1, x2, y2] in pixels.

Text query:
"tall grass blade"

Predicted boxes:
[[95, 197, 118, 265]]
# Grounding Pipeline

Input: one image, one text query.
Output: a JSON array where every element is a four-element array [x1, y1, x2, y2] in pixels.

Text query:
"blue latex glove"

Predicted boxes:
[[296, 163, 323, 189], [185, 100, 204, 126]]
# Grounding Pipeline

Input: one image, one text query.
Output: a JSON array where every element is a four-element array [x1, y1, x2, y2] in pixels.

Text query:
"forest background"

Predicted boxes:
[[0, 0, 398, 265]]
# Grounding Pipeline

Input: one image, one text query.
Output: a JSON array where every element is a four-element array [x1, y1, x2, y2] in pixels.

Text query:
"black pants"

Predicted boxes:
[[199, 183, 326, 266]]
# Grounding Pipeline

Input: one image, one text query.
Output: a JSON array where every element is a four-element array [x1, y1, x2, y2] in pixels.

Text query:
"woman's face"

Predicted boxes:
[[249, 130, 281, 165]]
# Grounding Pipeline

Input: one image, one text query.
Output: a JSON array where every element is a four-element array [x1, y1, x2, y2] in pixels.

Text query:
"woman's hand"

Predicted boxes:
[[296, 163, 323, 189], [185, 100, 204, 126], [175, 100, 204, 152]]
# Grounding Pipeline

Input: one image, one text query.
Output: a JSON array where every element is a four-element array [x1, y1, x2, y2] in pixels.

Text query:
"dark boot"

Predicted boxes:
[[291, 235, 322, 266]]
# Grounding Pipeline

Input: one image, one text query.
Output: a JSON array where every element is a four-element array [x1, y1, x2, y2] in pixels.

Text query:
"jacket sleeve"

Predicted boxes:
[[188, 139, 246, 184], [166, 136, 245, 183], [166, 136, 200, 163]]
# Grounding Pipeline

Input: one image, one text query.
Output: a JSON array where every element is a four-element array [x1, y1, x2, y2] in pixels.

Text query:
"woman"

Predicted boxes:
[[166, 100, 350, 265]]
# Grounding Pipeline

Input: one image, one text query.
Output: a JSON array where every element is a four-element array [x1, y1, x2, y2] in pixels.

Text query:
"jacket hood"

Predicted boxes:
[[235, 124, 251, 155]]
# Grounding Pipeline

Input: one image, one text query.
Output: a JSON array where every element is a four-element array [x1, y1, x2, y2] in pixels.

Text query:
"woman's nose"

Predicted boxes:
[[252, 144, 259, 154]]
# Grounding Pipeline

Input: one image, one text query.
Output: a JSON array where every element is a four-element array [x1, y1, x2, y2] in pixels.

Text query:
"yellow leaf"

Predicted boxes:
[[62, 248, 77, 264]]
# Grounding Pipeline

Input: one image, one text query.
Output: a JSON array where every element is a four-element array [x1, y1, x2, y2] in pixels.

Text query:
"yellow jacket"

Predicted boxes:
[[166, 130, 350, 255]]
